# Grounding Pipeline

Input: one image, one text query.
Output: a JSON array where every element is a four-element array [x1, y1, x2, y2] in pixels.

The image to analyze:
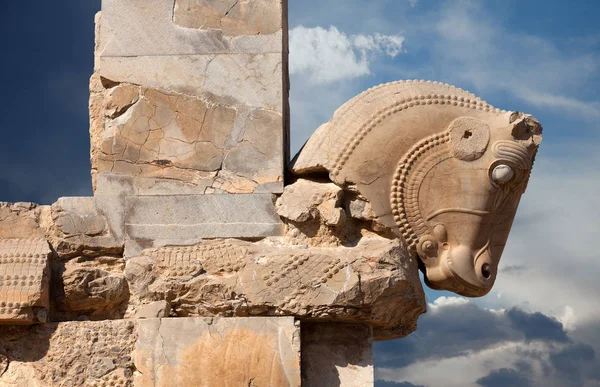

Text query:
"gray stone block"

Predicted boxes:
[[124, 194, 282, 255]]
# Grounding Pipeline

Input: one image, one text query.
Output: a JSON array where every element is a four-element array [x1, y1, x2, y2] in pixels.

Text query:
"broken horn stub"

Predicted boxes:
[[291, 80, 542, 297]]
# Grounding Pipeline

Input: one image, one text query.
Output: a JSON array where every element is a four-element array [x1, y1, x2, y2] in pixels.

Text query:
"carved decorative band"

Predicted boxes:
[[391, 131, 452, 249], [491, 141, 531, 169], [331, 80, 505, 176]]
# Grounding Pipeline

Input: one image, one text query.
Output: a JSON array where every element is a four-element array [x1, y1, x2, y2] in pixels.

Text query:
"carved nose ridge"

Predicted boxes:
[[446, 244, 495, 295]]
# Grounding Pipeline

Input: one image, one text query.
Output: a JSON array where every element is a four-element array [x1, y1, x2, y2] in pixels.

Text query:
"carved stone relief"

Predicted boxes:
[[293, 80, 542, 296]]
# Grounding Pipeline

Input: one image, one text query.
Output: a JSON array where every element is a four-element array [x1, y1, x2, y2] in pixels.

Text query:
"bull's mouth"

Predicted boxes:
[[423, 247, 494, 297], [446, 258, 493, 297]]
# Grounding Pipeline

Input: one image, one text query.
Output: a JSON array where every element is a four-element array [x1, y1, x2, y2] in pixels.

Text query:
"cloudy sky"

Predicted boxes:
[[1, 1, 600, 386]]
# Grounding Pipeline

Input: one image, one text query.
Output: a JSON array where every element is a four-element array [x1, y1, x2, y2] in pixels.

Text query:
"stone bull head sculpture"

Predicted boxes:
[[292, 80, 542, 297]]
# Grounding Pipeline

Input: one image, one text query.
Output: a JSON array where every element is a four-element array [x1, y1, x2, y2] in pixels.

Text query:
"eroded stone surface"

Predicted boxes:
[[123, 193, 283, 256], [0, 238, 50, 325], [49, 197, 122, 258], [135, 301, 171, 319], [126, 236, 425, 340], [61, 261, 128, 314], [0, 202, 50, 239], [301, 323, 374, 387], [0, 320, 137, 386], [0, 318, 299, 387], [173, 0, 283, 36], [134, 317, 300, 387], [292, 80, 542, 297], [91, 0, 286, 195]]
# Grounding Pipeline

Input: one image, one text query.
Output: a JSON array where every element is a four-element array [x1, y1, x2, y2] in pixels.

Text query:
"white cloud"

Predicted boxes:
[[486, 152, 600, 329], [428, 296, 470, 310], [289, 25, 404, 84], [430, 1, 600, 120]]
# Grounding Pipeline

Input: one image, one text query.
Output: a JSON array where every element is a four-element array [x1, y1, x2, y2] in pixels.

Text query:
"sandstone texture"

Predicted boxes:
[[0, 317, 299, 387], [90, 0, 287, 195]]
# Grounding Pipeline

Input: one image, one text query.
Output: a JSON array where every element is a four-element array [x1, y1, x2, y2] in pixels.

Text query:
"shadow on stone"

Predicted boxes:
[[301, 322, 374, 387]]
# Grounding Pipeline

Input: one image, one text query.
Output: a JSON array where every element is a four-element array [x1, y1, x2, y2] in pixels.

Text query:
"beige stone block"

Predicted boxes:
[[0, 320, 137, 386], [98, 54, 283, 111], [301, 323, 374, 387], [173, 0, 283, 36], [0, 238, 50, 324], [123, 194, 283, 255], [126, 236, 425, 339], [100, 0, 283, 57], [91, 0, 287, 195], [0, 202, 50, 239], [133, 317, 300, 387], [135, 301, 171, 319], [0, 318, 299, 387], [49, 197, 123, 258]]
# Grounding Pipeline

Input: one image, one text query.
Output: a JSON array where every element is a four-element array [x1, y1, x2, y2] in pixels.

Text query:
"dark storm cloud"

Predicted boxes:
[[376, 302, 570, 368], [376, 300, 598, 386], [507, 308, 570, 343], [549, 343, 596, 383], [476, 368, 532, 387], [473, 342, 597, 387], [375, 381, 425, 387]]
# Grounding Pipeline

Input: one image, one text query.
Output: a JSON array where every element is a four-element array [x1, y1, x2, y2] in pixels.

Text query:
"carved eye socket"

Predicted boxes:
[[491, 164, 515, 185]]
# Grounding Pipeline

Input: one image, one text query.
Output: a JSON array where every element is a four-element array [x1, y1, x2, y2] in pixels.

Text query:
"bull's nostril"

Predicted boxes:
[[481, 263, 492, 279]]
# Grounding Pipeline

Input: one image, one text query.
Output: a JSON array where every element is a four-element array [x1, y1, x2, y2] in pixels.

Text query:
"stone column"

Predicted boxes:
[[301, 323, 374, 387], [89, 0, 288, 255]]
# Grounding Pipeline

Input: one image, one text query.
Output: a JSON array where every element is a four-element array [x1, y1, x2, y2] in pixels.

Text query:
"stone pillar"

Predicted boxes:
[[89, 0, 288, 255], [301, 323, 374, 387]]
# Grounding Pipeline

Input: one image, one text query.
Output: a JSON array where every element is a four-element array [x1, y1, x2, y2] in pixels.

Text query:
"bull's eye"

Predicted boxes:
[[491, 164, 515, 185]]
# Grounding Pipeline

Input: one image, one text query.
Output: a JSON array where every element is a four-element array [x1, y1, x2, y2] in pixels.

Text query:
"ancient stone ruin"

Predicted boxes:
[[0, 1, 542, 386]]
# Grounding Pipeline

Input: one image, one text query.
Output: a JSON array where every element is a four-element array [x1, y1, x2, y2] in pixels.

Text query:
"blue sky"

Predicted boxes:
[[1, 1, 599, 386]]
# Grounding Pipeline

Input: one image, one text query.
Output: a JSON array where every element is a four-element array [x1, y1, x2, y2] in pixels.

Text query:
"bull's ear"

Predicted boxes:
[[448, 117, 490, 161]]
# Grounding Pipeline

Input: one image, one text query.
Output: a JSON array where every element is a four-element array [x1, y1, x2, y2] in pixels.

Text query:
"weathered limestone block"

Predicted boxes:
[[61, 260, 128, 314], [276, 178, 394, 248], [276, 178, 343, 224], [126, 236, 425, 340], [49, 197, 123, 258], [301, 323, 374, 387], [0, 238, 50, 324], [123, 193, 283, 256], [0, 202, 50, 239], [52, 256, 128, 321], [0, 320, 137, 386], [134, 317, 300, 387], [134, 300, 171, 319], [173, 0, 283, 35], [293, 80, 542, 297], [0, 317, 299, 387], [91, 0, 287, 195]]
